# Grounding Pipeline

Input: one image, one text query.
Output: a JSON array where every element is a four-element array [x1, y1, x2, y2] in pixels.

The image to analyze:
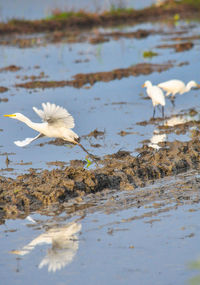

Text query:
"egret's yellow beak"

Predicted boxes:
[[4, 114, 16, 117], [142, 84, 145, 88]]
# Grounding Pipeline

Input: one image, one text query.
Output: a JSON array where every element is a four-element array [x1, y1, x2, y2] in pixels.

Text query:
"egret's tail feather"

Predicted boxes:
[[14, 138, 36, 147], [14, 133, 44, 147]]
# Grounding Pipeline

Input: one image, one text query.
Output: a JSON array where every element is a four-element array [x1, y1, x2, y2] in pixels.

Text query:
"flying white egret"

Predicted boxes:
[[158, 79, 200, 105], [4, 102, 91, 156], [142, 80, 165, 118]]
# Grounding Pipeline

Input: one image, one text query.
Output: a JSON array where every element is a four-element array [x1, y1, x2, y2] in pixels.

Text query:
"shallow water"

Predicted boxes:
[[0, 21, 200, 176], [1, 3, 200, 284], [1, 170, 200, 285]]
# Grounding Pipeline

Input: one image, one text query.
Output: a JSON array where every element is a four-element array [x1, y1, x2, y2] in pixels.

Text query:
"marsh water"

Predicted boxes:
[[1, 1, 200, 284]]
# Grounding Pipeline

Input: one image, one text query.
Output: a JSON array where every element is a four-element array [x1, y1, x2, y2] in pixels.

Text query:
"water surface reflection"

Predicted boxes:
[[11, 221, 81, 272]]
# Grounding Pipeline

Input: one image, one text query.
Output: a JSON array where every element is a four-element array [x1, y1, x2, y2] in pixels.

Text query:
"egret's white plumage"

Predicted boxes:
[[4, 102, 79, 147], [33, 102, 75, 129], [158, 79, 199, 98], [142, 80, 165, 118], [15, 133, 44, 147]]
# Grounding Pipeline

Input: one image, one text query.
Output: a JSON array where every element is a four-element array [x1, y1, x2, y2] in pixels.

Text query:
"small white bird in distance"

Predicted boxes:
[[142, 80, 165, 118], [158, 79, 200, 105], [4, 102, 91, 157]]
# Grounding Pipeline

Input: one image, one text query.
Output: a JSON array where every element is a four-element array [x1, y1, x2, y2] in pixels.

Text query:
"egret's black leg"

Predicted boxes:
[[153, 107, 156, 118], [170, 97, 175, 107], [78, 143, 100, 164], [162, 106, 164, 118]]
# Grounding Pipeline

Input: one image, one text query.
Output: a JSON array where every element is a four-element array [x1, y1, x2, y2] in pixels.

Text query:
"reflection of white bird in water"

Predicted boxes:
[[142, 80, 165, 118], [4, 102, 91, 156], [11, 222, 81, 273], [158, 79, 200, 105], [148, 130, 167, 150]]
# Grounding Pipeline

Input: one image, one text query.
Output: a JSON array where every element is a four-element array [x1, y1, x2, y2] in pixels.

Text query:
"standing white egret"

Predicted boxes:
[[142, 80, 165, 118], [158, 79, 200, 105], [4, 102, 91, 156]]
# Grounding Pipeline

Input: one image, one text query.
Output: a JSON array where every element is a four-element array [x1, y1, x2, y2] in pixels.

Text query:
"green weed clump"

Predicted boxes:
[[143, 51, 158, 58], [177, 0, 200, 8], [8, 19, 31, 25], [48, 6, 135, 21], [47, 10, 93, 21], [108, 6, 134, 15]]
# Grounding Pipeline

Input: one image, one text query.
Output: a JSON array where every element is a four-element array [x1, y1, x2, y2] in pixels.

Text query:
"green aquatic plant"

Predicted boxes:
[[14, 188, 21, 194], [143, 50, 158, 58], [174, 13, 180, 21], [108, 6, 134, 15], [47, 9, 94, 21], [95, 44, 103, 63], [106, 0, 134, 14], [86, 158, 92, 168], [8, 19, 30, 25], [47, 3, 135, 21], [173, 13, 180, 26], [179, 0, 200, 8], [160, 0, 200, 9], [188, 258, 200, 285]]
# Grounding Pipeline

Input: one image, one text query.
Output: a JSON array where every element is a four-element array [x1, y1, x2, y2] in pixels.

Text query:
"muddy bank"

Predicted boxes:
[[0, 28, 196, 48], [1, 137, 200, 222], [0, 65, 21, 72], [0, 87, 8, 93], [88, 29, 153, 44], [0, 28, 155, 47], [157, 42, 194, 52], [15, 62, 173, 89], [0, 1, 199, 35], [74, 169, 200, 222]]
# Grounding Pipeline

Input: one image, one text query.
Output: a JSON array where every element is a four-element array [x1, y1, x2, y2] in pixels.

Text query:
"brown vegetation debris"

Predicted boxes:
[[0, 87, 9, 93], [157, 42, 194, 52], [0, 65, 21, 72], [15, 62, 174, 89], [0, 2, 199, 35], [0, 137, 200, 221]]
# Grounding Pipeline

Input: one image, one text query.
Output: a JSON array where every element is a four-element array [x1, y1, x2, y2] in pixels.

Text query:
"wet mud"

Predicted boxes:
[[76, 169, 200, 222], [0, 28, 194, 48], [0, 1, 199, 35], [15, 62, 173, 89], [1, 0, 200, 224], [1, 134, 200, 222], [89, 29, 152, 44], [0, 65, 21, 72], [83, 129, 105, 139], [0, 87, 9, 93], [157, 41, 194, 52]]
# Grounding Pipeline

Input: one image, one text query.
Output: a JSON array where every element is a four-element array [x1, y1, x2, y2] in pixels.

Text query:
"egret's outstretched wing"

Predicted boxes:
[[33, 102, 75, 128], [14, 133, 44, 147]]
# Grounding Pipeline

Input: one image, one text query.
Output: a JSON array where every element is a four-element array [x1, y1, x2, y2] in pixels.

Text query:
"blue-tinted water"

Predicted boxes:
[[0, 3, 200, 284]]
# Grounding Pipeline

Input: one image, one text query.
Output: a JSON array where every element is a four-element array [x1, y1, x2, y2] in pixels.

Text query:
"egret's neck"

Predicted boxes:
[[19, 115, 43, 132], [146, 84, 152, 97], [185, 82, 193, 92], [146, 83, 152, 91]]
